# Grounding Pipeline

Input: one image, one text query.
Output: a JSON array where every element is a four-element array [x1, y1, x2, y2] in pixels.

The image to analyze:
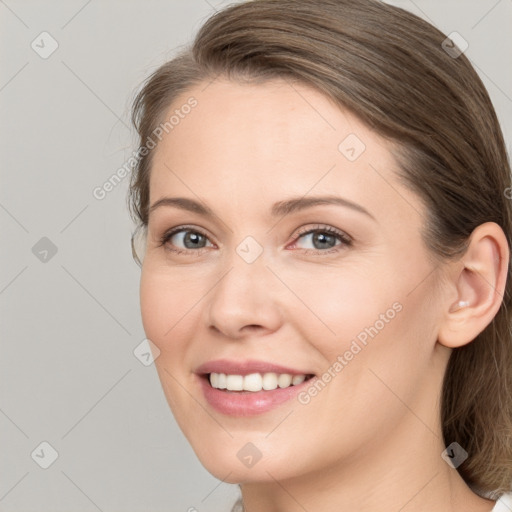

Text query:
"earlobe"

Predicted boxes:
[[437, 222, 509, 349]]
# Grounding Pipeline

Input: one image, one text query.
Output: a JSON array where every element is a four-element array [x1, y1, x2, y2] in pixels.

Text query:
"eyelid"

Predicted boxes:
[[293, 224, 352, 240]]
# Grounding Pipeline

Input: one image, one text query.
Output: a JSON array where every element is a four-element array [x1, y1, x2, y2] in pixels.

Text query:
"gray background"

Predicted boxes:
[[1, 1, 510, 511]]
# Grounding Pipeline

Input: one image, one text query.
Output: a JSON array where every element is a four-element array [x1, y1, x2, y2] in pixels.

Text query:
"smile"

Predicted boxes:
[[195, 360, 316, 416]]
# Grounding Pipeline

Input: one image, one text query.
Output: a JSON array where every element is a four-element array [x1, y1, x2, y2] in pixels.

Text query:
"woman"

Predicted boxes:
[[129, 0, 512, 510]]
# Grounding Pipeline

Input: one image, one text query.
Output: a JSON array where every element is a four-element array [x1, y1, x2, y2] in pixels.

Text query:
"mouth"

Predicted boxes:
[[195, 360, 316, 416]]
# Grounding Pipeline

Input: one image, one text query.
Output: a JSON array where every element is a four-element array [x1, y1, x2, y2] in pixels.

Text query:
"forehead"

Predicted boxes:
[[154, 77, 381, 160], [148, 78, 422, 227]]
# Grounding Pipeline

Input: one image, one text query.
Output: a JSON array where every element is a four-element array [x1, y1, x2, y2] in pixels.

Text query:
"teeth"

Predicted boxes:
[[292, 374, 305, 385], [217, 373, 227, 390], [226, 374, 244, 391], [209, 372, 309, 392], [278, 373, 292, 388], [262, 372, 278, 390], [243, 373, 263, 392]]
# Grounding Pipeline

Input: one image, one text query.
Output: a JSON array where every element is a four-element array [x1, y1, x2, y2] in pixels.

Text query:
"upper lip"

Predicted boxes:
[[195, 359, 314, 377]]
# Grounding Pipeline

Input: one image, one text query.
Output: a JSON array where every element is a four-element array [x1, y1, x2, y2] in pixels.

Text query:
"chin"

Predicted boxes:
[[187, 435, 310, 485]]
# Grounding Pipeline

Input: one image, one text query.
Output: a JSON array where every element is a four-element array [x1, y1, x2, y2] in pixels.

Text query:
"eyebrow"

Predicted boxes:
[[148, 195, 376, 221]]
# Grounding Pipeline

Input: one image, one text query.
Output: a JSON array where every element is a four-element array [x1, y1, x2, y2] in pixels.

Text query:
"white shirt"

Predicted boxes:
[[232, 492, 512, 511], [492, 492, 512, 511]]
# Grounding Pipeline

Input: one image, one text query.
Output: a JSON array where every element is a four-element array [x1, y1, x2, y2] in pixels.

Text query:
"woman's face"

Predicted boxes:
[[140, 78, 450, 483]]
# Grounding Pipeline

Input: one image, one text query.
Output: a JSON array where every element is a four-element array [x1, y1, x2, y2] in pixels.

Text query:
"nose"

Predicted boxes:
[[205, 253, 284, 339]]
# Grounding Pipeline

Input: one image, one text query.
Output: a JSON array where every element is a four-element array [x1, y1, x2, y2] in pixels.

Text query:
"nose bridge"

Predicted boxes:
[[205, 241, 282, 337]]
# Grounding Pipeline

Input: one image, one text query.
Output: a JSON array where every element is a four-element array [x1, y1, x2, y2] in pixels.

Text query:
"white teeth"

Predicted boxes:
[[262, 372, 278, 390], [278, 373, 293, 388], [217, 373, 227, 390], [208, 372, 309, 392], [292, 374, 306, 385], [243, 373, 263, 392], [225, 374, 244, 391]]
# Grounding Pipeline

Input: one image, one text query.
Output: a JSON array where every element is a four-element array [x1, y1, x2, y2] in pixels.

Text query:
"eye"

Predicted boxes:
[[289, 225, 352, 253], [157, 224, 352, 256], [159, 226, 214, 253]]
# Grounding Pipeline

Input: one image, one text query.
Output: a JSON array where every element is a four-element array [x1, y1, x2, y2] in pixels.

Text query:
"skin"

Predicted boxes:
[[139, 77, 508, 512]]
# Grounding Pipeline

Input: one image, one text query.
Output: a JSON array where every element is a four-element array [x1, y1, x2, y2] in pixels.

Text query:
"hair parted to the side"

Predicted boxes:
[[129, 0, 512, 499]]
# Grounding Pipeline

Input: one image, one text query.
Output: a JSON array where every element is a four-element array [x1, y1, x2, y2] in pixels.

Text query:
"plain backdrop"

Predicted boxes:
[[1, 1, 511, 511]]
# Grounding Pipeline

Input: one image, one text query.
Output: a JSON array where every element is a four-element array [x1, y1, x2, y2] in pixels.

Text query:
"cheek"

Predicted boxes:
[[139, 269, 198, 353], [140, 271, 164, 345], [140, 269, 204, 424], [276, 262, 395, 352], [281, 258, 435, 389]]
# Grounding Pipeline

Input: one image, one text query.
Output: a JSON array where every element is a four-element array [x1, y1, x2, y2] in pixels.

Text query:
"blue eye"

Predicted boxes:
[[296, 231, 340, 250], [171, 231, 209, 249], [292, 226, 352, 252], [159, 227, 214, 253]]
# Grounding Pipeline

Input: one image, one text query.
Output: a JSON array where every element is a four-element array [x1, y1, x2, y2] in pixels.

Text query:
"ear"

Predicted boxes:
[[437, 222, 509, 349]]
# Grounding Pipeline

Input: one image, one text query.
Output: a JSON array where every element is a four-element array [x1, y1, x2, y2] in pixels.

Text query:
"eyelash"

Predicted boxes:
[[157, 224, 353, 256]]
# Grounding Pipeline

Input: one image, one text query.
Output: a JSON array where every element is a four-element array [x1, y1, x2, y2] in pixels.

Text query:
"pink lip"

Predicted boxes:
[[195, 359, 311, 376], [195, 359, 315, 417], [198, 376, 314, 416]]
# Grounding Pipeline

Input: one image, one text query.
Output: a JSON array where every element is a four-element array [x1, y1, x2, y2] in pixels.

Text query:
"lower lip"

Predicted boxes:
[[198, 375, 314, 416]]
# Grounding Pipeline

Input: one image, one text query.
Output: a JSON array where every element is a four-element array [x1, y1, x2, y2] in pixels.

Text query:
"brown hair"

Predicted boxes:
[[129, 0, 512, 498]]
